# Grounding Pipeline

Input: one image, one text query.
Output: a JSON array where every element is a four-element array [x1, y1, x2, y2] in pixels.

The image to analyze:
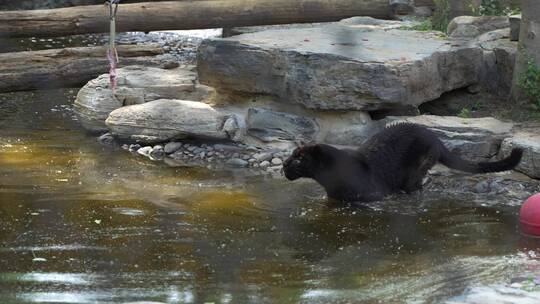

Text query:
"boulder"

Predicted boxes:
[[448, 16, 510, 38], [479, 37, 517, 96], [198, 21, 483, 111], [74, 65, 213, 132], [383, 115, 514, 161], [500, 132, 540, 179], [246, 108, 319, 142], [105, 99, 245, 144]]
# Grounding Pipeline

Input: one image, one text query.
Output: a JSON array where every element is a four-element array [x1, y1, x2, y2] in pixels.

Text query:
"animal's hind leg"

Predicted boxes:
[[403, 148, 438, 194]]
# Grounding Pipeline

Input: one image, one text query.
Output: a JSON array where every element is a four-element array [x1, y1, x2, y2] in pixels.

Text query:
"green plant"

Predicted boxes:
[[472, 100, 482, 111], [518, 57, 540, 107], [399, 19, 434, 31], [458, 107, 471, 118], [476, 0, 521, 16], [432, 0, 451, 32]]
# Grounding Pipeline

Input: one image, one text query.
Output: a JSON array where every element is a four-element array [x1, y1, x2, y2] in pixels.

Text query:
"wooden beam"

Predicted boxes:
[[0, 0, 391, 38], [0, 44, 167, 92]]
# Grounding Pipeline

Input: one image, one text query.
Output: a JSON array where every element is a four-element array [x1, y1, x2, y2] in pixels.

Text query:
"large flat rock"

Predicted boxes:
[[198, 21, 483, 111], [74, 65, 213, 132], [383, 115, 514, 161]]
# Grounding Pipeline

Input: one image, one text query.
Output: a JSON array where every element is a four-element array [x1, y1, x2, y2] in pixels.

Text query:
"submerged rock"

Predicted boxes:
[[106, 99, 245, 144], [74, 65, 213, 132], [384, 115, 514, 161], [198, 19, 483, 111]]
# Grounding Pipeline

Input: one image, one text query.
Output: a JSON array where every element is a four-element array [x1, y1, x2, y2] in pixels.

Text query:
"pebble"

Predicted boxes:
[[248, 158, 256, 163], [254, 152, 273, 162], [164, 142, 183, 154], [137, 146, 153, 157], [260, 161, 271, 168], [150, 146, 165, 160], [97, 132, 116, 145], [227, 158, 248, 167], [129, 144, 141, 152], [187, 146, 196, 152], [271, 158, 283, 165]]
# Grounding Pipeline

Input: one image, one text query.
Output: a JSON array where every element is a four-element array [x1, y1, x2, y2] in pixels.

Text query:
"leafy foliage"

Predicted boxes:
[[477, 0, 521, 16], [518, 57, 540, 107], [458, 107, 471, 118], [399, 19, 434, 31], [432, 0, 451, 32]]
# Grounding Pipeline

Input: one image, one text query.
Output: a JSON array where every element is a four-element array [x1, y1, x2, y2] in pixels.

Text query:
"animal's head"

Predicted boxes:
[[283, 144, 333, 181]]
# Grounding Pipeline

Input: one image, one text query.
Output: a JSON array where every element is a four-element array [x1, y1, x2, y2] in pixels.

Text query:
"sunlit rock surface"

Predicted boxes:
[[198, 18, 483, 111], [74, 66, 213, 132]]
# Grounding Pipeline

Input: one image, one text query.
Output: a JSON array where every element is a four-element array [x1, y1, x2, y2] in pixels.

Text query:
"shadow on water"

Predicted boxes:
[[1, 89, 540, 303]]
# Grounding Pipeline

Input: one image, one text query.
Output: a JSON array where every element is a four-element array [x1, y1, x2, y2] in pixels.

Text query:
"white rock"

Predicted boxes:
[[271, 158, 283, 165]]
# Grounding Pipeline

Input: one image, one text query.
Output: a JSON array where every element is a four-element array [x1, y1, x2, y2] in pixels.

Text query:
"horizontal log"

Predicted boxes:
[[0, 44, 169, 92], [0, 0, 391, 38]]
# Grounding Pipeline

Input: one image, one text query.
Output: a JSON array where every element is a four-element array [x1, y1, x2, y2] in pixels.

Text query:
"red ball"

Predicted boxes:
[[520, 193, 540, 236]]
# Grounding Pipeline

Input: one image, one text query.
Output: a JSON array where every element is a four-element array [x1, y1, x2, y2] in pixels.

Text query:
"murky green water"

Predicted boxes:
[[1, 89, 540, 303]]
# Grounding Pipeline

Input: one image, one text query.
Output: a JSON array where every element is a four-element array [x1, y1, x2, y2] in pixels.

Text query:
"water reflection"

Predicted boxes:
[[1, 89, 540, 303]]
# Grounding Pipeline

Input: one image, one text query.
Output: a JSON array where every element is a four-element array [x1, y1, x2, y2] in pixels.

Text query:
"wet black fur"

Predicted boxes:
[[283, 123, 523, 202]]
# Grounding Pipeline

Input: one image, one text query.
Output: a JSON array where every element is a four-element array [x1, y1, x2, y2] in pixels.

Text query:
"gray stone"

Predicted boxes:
[[105, 99, 245, 144], [129, 144, 141, 152], [253, 152, 273, 162], [448, 16, 509, 38], [150, 146, 165, 160], [74, 66, 214, 132], [246, 108, 319, 142], [479, 38, 517, 96], [164, 142, 183, 154], [476, 28, 510, 43], [226, 158, 248, 167], [509, 14, 521, 41], [500, 132, 540, 179], [198, 22, 483, 111], [384, 115, 514, 161], [222, 113, 246, 141]]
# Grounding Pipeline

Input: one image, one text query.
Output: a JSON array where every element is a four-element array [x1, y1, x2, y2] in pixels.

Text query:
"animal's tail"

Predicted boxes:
[[439, 144, 523, 173]]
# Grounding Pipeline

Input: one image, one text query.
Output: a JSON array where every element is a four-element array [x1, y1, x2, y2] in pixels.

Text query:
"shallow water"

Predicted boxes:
[[1, 89, 540, 304]]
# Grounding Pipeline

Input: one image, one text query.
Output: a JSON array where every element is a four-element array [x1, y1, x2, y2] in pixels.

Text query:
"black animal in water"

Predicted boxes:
[[283, 123, 523, 202]]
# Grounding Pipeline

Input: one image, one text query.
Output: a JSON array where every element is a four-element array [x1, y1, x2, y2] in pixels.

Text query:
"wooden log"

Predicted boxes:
[[0, 0, 391, 38], [0, 44, 169, 92]]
